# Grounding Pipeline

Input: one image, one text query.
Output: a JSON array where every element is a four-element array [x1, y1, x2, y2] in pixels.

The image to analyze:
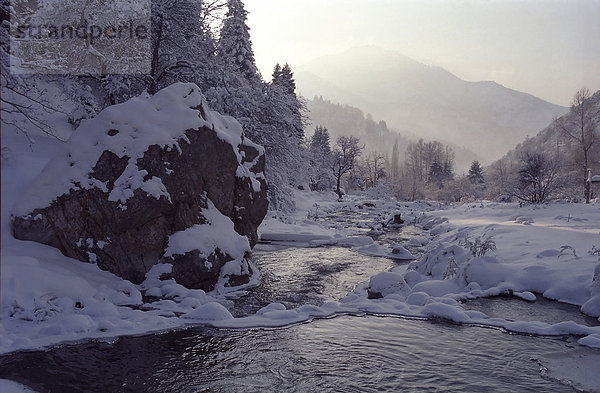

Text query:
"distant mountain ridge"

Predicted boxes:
[[306, 97, 480, 173], [296, 46, 567, 163]]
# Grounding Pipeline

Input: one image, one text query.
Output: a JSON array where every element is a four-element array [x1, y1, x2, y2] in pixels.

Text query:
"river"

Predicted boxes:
[[1, 219, 599, 392]]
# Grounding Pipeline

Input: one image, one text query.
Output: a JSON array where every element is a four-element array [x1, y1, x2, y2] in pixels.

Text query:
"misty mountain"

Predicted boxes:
[[296, 46, 568, 163], [306, 97, 480, 172]]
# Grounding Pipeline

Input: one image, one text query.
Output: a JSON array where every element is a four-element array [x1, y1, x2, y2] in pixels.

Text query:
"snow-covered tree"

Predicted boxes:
[[1, 0, 87, 141], [308, 126, 333, 191], [270, 62, 303, 140], [272, 63, 296, 95], [272, 63, 282, 84], [310, 125, 331, 154], [218, 0, 258, 81]]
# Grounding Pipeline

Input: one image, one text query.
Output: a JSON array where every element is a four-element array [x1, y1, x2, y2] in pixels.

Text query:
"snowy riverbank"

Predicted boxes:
[[1, 129, 600, 356], [3, 150, 600, 355]]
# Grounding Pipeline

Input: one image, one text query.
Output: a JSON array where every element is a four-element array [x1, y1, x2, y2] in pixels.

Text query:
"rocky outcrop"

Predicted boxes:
[[11, 83, 268, 291]]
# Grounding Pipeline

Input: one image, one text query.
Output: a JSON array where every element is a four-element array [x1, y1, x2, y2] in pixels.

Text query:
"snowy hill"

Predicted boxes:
[[296, 46, 567, 163]]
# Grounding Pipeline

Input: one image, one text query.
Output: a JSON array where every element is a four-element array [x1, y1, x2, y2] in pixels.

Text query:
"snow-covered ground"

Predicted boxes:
[[2, 128, 600, 360], [204, 200, 600, 349]]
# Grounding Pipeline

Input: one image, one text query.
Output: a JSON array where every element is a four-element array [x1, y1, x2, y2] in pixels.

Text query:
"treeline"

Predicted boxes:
[[1, 0, 306, 211], [307, 88, 599, 204], [306, 125, 483, 201], [306, 96, 411, 157], [305, 101, 487, 202]]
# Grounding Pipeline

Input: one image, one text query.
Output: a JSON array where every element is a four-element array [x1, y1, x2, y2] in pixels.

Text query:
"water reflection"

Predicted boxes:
[[1, 316, 593, 392], [233, 247, 395, 316], [462, 294, 599, 327]]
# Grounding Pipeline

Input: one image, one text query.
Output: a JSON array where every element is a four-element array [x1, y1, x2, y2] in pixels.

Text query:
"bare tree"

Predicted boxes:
[[513, 152, 561, 204], [557, 88, 599, 203], [486, 156, 514, 201], [362, 152, 387, 188], [331, 136, 363, 200], [0, 4, 65, 143]]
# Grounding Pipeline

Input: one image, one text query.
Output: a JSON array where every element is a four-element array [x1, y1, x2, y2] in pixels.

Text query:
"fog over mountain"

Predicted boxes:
[[296, 46, 568, 163]]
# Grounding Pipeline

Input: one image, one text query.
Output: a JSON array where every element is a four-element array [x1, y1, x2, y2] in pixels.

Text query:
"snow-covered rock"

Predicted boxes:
[[11, 83, 268, 290], [582, 264, 600, 318], [367, 271, 411, 299]]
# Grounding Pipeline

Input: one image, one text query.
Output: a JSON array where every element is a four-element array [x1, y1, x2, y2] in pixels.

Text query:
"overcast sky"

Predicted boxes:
[[245, 0, 600, 106]]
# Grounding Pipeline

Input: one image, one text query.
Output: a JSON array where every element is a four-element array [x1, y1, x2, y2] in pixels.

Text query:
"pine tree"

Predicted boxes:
[[270, 62, 304, 140], [428, 161, 445, 187], [275, 63, 296, 95], [272, 63, 282, 83], [308, 126, 333, 191], [218, 0, 258, 81], [310, 126, 331, 155], [468, 160, 485, 184]]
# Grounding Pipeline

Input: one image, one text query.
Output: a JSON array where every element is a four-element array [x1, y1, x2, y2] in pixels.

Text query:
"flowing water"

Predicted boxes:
[[1, 220, 599, 392], [230, 246, 395, 316], [0, 316, 593, 393]]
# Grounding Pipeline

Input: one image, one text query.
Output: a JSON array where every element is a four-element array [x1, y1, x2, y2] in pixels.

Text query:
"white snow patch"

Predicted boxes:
[[0, 380, 38, 393], [164, 199, 249, 262]]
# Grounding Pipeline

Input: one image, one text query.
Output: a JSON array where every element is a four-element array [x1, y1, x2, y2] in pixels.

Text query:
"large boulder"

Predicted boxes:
[[11, 83, 268, 291]]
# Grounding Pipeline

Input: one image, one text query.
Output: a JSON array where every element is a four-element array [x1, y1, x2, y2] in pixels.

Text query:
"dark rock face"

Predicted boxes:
[[11, 84, 268, 291]]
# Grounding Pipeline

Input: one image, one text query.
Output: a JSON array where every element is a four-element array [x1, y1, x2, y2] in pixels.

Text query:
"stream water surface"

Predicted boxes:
[[1, 221, 599, 392]]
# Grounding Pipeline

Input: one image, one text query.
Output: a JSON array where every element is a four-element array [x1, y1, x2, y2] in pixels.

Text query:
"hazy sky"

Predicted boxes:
[[245, 0, 600, 106]]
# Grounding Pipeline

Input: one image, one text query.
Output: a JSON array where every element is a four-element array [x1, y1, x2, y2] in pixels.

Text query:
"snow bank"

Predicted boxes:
[[4, 149, 600, 357]]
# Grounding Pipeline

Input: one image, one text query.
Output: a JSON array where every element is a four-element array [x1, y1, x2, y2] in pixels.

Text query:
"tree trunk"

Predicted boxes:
[[584, 150, 590, 204], [585, 167, 591, 204], [336, 174, 342, 200]]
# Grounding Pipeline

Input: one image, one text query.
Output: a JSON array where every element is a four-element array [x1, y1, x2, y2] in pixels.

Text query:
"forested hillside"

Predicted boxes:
[[487, 89, 600, 202], [1, 0, 306, 212]]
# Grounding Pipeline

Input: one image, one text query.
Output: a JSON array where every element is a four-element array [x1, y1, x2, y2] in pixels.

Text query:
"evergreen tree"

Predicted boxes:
[[428, 161, 445, 186], [273, 63, 296, 95], [467, 160, 485, 184], [308, 126, 333, 191], [270, 62, 304, 140], [218, 0, 258, 81], [309, 126, 331, 155], [272, 63, 282, 83], [428, 159, 453, 188], [443, 160, 454, 181]]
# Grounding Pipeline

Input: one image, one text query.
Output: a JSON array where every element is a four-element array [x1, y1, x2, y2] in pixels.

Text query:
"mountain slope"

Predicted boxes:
[[492, 89, 600, 200], [306, 97, 480, 172], [296, 46, 567, 163]]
